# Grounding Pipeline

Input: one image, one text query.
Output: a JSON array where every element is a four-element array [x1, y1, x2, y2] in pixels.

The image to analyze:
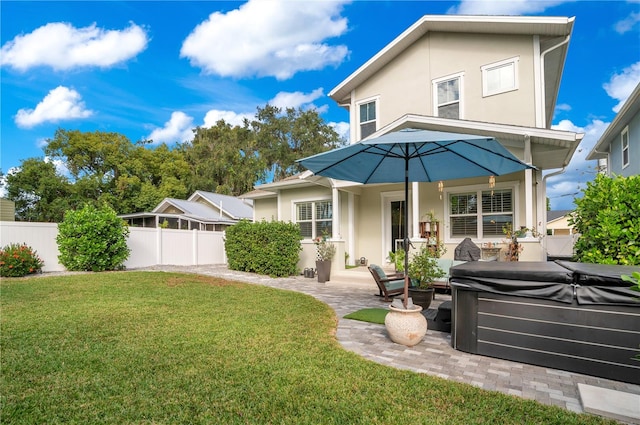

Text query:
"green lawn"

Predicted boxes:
[[1, 272, 614, 424]]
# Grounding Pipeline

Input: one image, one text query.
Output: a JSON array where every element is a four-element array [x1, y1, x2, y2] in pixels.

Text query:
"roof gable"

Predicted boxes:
[[188, 191, 253, 220], [329, 15, 574, 126]]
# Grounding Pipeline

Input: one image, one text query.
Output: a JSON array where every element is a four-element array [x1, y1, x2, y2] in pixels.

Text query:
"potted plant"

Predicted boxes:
[[388, 248, 405, 273], [314, 232, 336, 283], [407, 244, 446, 309]]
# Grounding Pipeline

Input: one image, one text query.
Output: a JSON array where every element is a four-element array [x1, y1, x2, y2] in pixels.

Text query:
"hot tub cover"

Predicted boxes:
[[449, 261, 640, 306]]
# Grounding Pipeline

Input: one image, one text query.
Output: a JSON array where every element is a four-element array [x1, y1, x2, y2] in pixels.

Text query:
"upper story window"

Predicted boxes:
[[296, 200, 332, 239], [622, 126, 629, 168], [433, 73, 464, 119], [446, 184, 516, 241], [358, 98, 377, 139], [481, 57, 519, 97]]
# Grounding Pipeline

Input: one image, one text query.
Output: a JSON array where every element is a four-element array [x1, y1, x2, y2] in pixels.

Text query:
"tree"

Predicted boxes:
[[44, 129, 190, 214], [570, 174, 640, 265], [250, 105, 344, 181], [183, 121, 266, 196], [4, 158, 74, 222]]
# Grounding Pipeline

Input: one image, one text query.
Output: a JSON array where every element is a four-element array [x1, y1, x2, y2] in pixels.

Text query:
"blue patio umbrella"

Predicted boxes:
[[297, 128, 534, 308]]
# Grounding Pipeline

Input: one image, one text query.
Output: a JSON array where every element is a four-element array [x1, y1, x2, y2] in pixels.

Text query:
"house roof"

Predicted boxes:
[[547, 209, 573, 222], [329, 15, 575, 128], [373, 114, 584, 170], [587, 82, 640, 160], [188, 190, 253, 220]]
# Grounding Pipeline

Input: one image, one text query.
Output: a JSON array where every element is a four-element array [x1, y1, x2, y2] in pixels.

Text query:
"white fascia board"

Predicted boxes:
[[587, 83, 640, 160], [151, 198, 184, 214]]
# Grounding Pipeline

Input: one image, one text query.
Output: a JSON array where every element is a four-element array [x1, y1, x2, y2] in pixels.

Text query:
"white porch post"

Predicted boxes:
[[332, 185, 340, 240], [524, 135, 534, 234], [412, 182, 420, 240], [348, 192, 355, 266]]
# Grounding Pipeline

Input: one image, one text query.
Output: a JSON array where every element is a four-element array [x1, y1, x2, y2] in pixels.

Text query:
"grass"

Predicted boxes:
[[344, 307, 388, 324], [1, 272, 615, 424]]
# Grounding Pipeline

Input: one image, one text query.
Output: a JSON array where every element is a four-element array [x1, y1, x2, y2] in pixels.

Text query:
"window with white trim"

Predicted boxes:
[[296, 200, 332, 239], [622, 126, 629, 168], [481, 57, 519, 97], [433, 73, 463, 119], [358, 99, 377, 139], [448, 188, 514, 239]]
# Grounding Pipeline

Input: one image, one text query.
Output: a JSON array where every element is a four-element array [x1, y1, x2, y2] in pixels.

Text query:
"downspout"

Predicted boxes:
[[540, 34, 571, 128], [541, 165, 567, 256]]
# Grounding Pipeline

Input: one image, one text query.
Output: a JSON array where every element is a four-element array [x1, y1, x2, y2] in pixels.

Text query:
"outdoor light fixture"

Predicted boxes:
[[489, 175, 495, 196], [438, 180, 444, 199]]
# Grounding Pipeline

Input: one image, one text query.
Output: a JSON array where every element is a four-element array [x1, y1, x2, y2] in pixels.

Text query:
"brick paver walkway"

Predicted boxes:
[[137, 264, 640, 423]]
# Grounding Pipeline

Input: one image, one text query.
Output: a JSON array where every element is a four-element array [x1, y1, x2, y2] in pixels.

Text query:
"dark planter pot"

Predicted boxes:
[[408, 287, 434, 310], [316, 260, 331, 283]]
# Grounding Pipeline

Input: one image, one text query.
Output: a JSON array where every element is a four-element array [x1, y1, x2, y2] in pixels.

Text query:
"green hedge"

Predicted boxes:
[[571, 174, 640, 265], [57, 204, 130, 272], [225, 220, 302, 277]]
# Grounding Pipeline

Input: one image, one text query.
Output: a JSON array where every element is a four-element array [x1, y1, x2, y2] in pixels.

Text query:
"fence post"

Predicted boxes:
[[192, 228, 198, 265], [156, 227, 162, 265]]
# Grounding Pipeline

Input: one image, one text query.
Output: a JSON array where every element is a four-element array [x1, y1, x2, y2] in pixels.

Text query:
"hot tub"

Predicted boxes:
[[450, 261, 640, 385]]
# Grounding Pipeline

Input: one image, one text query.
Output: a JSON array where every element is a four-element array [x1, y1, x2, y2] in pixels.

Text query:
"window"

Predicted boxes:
[[358, 99, 377, 139], [481, 57, 519, 97], [433, 73, 463, 119], [622, 127, 629, 168], [448, 188, 514, 240], [296, 200, 332, 239]]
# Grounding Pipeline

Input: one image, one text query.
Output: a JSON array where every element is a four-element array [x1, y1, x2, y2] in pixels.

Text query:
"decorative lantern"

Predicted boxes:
[[438, 180, 444, 200], [489, 175, 495, 196]]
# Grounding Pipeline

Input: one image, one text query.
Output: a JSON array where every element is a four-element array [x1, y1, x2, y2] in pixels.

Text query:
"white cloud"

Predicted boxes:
[[15, 86, 93, 128], [555, 103, 572, 112], [329, 121, 350, 143], [44, 156, 71, 177], [603, 61, 640, 112], [448, 0, 567, 15], [147, 111, 195, 145], [615, 11, 640, 34], [203, 110, 252, 128], [546, 119, 609, 209], [270, 88, 324, 109], [180, 0, 349, 80], [1, 22, 148, 71]]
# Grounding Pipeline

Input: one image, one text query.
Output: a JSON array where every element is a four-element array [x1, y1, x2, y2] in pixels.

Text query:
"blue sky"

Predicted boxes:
[[1, 0, 639, 210]]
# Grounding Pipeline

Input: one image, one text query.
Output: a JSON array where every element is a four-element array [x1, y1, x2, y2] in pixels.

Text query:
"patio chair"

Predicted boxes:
[[368, 264, 405, 301]]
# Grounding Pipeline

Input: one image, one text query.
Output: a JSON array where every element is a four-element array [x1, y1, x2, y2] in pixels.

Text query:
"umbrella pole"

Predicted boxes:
[[403, 157, 410, 309]]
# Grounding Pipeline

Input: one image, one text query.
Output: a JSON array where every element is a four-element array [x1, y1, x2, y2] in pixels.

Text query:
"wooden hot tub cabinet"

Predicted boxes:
[[450, 261, 640, 385]]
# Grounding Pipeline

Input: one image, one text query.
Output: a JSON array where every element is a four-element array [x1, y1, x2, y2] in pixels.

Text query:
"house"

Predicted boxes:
[[120, 190, 253, 231], [546, 210, 574, 235], [587, 82, 640, 176], [0, 199, 15, 221], [243, 15, 584, 273]]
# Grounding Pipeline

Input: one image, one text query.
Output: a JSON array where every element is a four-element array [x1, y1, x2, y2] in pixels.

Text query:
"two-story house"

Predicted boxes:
[[243, 15, 584, 273], [587, 82, 639, 176]]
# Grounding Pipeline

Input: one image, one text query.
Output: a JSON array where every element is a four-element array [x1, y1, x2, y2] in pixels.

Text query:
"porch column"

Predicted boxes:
[[524, 135, 534, 233], [332, 185, 340, 240], [412, 182, 420, 240], [348, 192, 355, 266]]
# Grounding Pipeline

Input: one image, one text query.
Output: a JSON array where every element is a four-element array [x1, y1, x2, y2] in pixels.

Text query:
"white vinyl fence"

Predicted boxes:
[[0, 221, 226, 272]]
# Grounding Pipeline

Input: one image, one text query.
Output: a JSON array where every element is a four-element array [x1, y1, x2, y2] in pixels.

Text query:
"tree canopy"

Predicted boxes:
[[2, 105, 344, 222]]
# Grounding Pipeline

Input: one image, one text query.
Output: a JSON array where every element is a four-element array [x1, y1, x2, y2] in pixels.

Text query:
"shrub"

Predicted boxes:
[[225, 220, 302, 277], [570, 174, 640, 265], [57, 204, 130, 272], [0, 243, 44, 277]]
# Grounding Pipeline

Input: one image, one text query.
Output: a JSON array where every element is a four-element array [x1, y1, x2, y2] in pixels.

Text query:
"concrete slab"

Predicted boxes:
[[578, 383, 640, 424]]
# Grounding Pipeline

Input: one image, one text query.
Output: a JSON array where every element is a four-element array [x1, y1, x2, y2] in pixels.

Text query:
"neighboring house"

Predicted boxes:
[[546, 210, 574, 235], [0, 199, 15, 221], [587, 82, 640, 177], [120, 190, 253, 231], [243, 15, 584, 271]]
